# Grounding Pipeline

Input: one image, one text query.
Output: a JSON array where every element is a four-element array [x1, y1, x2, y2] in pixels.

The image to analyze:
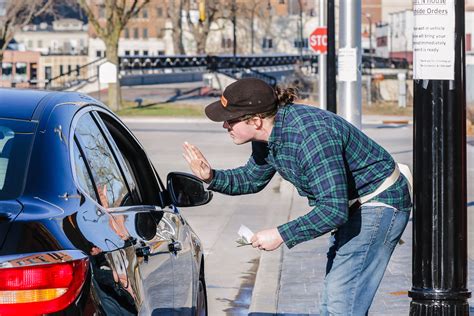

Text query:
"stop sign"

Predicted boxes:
[[309, 27, 328, 54]]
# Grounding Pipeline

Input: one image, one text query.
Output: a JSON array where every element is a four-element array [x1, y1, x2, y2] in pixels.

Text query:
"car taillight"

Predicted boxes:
[[0, 258, 89, 315]]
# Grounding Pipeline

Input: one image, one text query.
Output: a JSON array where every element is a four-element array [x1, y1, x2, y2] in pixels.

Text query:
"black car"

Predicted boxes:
[[0, 89, 211, 315]]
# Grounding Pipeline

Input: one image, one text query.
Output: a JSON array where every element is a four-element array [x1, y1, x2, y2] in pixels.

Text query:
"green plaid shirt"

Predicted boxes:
[[208, 104, 411, 249]]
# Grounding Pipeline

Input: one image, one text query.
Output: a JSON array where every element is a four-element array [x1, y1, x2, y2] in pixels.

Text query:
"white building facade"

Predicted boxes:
[[15, 19, 89, 55]]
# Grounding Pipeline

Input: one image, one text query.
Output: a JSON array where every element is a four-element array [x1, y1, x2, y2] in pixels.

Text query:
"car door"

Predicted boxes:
[[72, 110, 175, 314], [93, 109, 197, 313]]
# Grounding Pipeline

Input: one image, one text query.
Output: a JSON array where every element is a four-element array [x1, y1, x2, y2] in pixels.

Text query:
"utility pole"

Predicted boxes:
[[410, 0, 471, 314], [295, 0, 304, 56], [338, 0, 361, 129], [326, 0, 336, 114], [318, 0, 327, 110]]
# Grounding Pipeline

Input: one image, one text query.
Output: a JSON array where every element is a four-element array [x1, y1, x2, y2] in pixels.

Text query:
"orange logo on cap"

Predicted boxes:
[[221, 95, 228, 107]]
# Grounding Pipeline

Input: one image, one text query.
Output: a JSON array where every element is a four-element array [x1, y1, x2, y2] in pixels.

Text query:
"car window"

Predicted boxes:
[[72, 139, 98, 202], [0, 120, 35, 200], [74, 113, 132, 208], [97, 112, 163, 206]]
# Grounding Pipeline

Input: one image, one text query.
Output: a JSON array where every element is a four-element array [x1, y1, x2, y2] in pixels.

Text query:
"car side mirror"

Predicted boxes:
[[166, 172, 213, 207]]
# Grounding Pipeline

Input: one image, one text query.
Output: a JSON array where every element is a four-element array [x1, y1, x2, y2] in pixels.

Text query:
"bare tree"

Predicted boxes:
[[77, 0, 150, 111], [184, 0, 223, 54], [0, 0, 56, 66], [168, 0, 185, 54]]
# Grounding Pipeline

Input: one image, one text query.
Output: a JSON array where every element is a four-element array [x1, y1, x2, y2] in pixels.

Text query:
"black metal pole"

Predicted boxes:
[[368, 17, 373, 76], [409, 0, 470, 314], [298, 0, 303, 57], [326, 0, 336, 113], [232, 0, 237, 57]]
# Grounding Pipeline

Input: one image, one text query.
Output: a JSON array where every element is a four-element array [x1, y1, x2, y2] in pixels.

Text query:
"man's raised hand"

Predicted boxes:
[[182, 142, 213, 183]]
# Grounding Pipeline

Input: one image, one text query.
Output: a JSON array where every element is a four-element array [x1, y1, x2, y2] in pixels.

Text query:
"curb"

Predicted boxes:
[[120, 117, 210, 124], [248, 247, 283, 315], [249, 179, 295, 315]]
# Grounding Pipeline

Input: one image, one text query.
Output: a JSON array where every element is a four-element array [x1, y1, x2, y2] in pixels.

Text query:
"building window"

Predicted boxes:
[[124, 28, 130, 39], [30, 63, 38, 80], [143, 50, 148, 56], [142, 8, 148, 18], [377, 36, 388, 47], [1, 63, 12, 80], [45, 66, 52, 80], [263, 38, 273, 49], [59, 65, 64, 75], [14, 63, 27, 82], [158, 50, 165, 55], [221, 37, 232, 49], [96, 50, 102, 57], [293, 38, 308, 48], [37, 40, 43, 48], [27, 40, 33, 48], [134, 50, 139, 56], [125, 50, 130, 56], [133, 28, 139, 39], [143, 28, 148, 39], [67, 65, 72, 74], [157, 7, 163, 17]]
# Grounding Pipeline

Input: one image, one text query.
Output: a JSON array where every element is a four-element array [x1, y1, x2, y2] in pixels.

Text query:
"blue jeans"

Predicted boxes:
[[319, 204, 410, 316]]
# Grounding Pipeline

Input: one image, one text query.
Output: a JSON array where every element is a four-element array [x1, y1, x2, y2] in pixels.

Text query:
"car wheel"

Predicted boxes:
[[196, 277, 207, 316]]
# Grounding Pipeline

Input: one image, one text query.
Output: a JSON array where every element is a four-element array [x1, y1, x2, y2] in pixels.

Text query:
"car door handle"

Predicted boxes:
[[168, 241, 182, 254], [136, 245, 151, 263]]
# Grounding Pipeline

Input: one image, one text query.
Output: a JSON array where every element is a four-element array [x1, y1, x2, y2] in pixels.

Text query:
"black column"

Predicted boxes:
[[326, 0, 336, 114], [409, 0, 471, 314]]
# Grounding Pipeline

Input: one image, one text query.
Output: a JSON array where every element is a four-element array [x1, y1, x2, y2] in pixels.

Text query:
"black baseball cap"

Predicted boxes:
[[205, 78, 277, 122]]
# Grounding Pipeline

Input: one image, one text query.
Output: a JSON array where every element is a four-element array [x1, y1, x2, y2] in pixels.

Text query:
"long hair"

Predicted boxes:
[[239, 85, 299, 121], [275, 86, 299, 108]]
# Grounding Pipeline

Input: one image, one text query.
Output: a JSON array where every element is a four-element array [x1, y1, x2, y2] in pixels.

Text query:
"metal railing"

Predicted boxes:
[[45, 57, 106, 90]]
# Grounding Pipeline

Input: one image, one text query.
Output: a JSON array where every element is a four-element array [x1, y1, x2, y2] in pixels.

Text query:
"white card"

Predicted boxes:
[[237, 225, 254, 244]]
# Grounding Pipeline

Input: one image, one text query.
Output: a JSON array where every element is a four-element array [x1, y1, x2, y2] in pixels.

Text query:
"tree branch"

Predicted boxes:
[[77, 0, 106, 38]]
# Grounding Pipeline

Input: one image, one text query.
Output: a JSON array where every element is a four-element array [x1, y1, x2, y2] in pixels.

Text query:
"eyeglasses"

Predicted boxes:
[[224, 114, 257, 126], [224, 117, 247, 126]]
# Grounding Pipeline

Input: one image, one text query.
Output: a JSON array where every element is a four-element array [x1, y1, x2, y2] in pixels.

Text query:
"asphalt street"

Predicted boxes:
[[122, 117, 474, 315]]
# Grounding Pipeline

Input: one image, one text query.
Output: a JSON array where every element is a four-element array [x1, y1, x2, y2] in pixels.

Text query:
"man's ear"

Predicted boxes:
[[250, 116, 263, 129]]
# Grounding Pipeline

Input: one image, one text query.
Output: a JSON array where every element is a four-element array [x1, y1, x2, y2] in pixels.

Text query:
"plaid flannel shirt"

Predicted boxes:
[[208, 104, 411, 249]]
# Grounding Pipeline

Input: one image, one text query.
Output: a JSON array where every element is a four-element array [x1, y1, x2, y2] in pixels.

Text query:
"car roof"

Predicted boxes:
[[0, 88, 53, 121], [0, 88, 107, 122]]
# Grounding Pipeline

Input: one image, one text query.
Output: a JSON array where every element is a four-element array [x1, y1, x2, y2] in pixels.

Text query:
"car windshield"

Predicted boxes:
[[0, 119, 35, 200]]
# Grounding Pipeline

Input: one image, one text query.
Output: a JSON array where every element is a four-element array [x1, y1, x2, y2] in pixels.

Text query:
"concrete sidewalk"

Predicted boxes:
[[249, 179, 474, 316]]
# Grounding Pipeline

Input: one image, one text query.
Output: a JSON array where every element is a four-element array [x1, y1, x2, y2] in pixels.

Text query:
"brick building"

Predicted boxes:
[[0, 51, 40, 88]]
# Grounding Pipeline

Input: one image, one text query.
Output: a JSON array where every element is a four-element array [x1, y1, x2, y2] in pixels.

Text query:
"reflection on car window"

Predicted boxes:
[[0, 123, 33, 200], [0, 128, 15, 190], [72, 140, 98, 202], [74, 113, 131, 208]]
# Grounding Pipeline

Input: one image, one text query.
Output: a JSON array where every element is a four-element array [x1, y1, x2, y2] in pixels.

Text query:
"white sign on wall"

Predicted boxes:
[[99, 61, 117, 84], [413, 0, 455, 80], [338, 48, 357, 82]]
